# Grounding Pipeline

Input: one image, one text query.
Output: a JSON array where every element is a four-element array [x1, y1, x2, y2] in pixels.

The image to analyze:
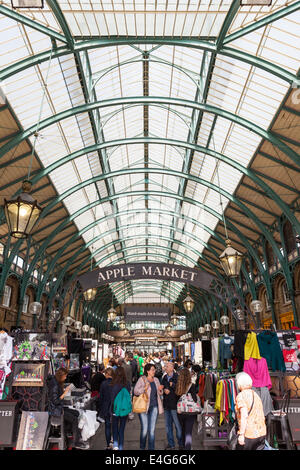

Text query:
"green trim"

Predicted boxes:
[[1, 97, 298, 169], [45, 0, 74, 49], [224, 2, 300, 45], [216, 0, 240, 49]]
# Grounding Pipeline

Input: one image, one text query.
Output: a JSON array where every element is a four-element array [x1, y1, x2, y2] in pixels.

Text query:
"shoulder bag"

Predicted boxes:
[[177, 384, 202, 415], [132, 378, 149, 413], [227, 391, 255, 450]]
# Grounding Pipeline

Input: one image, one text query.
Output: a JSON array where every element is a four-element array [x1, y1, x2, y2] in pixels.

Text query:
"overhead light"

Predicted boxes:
[[240, 1, 272, 5], [74, 321, 82, 330], [28, 301, 42, 317], [11, 0, 44, 7], [212, 320, 220, 329], [119, 318, 126, 330], [107, 304, 117, 322], [204, 324, 211, 332], [4, 180, 42, 239], [89, 327, 95, 336], [220, 315, 230, 326], [219, 239, 243, 278], [171, 314, 178, 326], [198, 326, 205, 334], [83, 288, 97, 302], [82, 324, 90, 333], [64, 316, 74, 327], [49, 309, 61, 323], [166, 323, 172, 333], [250, 300, 263, 314], [183, 292, 195, 313]]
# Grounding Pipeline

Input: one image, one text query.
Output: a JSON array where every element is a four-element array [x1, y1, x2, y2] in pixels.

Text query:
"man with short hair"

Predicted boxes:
[[161, 362, 183, 450]]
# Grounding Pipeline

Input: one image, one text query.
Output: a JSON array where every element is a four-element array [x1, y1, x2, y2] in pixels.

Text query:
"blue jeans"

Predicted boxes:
[[104, 417, 112, 447], [164, 409, 183, 447], [139, 406, 158, 450], [112, 415, 127, 450]]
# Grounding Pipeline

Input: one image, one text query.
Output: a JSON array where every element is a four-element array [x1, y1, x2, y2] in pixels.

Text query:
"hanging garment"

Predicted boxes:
[[243, 357, 272, 389], [276, 331, 299, 372], [194, 341, 202, 364], [219, 335, 234, 368], [0, 332, 13, 375], [252, 387, 274, 417], [197, 374, 206, 406], [233, 330, 248, 372], [257, 331, 286, 372], [201, 340, 212, 362], [211, 338, 219, 369], [203, 374, 214, 402], [244, 332, 261, 360]]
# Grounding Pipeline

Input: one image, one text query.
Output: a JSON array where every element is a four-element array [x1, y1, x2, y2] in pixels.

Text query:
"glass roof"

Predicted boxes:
[[0, 0, 299, 304]]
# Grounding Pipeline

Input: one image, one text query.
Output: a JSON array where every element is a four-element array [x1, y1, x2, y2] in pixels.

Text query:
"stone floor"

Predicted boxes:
[[89, 413, 207, 451]]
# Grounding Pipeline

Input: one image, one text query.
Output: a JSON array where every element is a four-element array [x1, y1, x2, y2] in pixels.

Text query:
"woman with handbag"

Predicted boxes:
[[175, 368, 199, 450], [235, 372, 266, 450], [133, 363, 164, 450]]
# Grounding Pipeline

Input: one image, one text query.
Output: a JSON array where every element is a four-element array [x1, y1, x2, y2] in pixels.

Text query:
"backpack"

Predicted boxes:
[[154, 360, 163, 378], [113, 388, 132, 417]]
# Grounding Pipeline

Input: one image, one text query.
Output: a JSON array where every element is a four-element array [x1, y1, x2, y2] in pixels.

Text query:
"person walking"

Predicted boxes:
[[153, 352, 163, 382], [134, 363, 164, 450], [235, 372, 266, 450], [175, 368, 198, 450], [161, 362, 183, 450], [98, 368, 114, 449], [128, 352, 138, 384], [111, 367, 131, 450], [118, 357, 132, 384]]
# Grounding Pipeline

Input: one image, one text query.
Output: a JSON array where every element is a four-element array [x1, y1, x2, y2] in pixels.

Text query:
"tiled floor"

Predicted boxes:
[[89, 413, 205, 451]]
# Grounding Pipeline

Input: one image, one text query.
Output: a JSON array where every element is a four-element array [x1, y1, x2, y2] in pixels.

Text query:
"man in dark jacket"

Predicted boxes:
[[161, 362, 183, 450], [128, 352, 138, 384], [98, 368, 114, 449], [118, 357, 132, 384]]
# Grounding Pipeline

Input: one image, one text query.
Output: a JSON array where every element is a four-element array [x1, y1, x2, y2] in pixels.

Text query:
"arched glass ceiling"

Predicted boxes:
[[0, 0, 299, 305]]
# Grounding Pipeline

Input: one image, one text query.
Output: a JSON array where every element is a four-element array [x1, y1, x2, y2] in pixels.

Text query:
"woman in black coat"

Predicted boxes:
[[98, 368, 114, 449], [46, 367, 88, 449]]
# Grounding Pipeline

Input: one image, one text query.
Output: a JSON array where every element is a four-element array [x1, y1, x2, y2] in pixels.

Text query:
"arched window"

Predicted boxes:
[[283, 220, 296, 254], [281, 281, 291, 304]]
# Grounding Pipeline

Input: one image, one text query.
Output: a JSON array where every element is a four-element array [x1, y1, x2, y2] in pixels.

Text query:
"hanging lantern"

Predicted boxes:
[[89, 327, 95, 336], [119, 318, 126, 330], [235, 309, 244, 321], [212, 320, 220, 330], [4, 180, 43, 239], [28, 301, 42, 318], [204, 323, 211, 332], [183, 292, 195, 313], [250, 300, 263, 314], [220, 315, 229, 325], [187, 332, 192, 339], [107, 304, 117, 322], [198, 326, 205, 334], [74, 321, 82, 330], [82, 324, 90, 333], [219, 239, 243, 278], [83, 288, 97, 302], [166, 323, 172, 333], [49, 309, 61, 323], [64, 316, 74, 327], [171, 314, 178, 326]]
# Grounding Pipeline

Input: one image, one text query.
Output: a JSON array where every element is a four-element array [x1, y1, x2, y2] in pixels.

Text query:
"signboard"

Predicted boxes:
[[130, 329, 165, 336], [0, 401, 18, 447], [78, 263, 214, 291], [125, 306, 170, 322]]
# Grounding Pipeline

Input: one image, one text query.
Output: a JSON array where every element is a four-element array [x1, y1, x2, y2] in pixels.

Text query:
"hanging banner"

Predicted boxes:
[[125, 306, 170, 322], [78, 262, 215, 291]]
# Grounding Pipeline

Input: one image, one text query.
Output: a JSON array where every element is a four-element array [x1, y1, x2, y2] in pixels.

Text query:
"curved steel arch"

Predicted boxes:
[[0, 97, 299, 168], [17, 136, 299, 235], [0, 37, 298, 85], [26, 168, 291, 268]]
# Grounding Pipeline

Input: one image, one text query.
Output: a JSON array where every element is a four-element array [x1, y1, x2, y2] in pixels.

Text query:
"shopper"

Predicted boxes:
[[161, 362, 183, 450], [111, 366, 131, 450], [138, 351, 145, 377], [134, 363, 164, 450], [90, 363, 106, 398], [98, 368, 114, 449], [235, 372, 266, 450], [118, 357, 132, 384], [47, 367, 89, 450], [175, 368, 197, 450], [153, 352, 163, 381], [128, 352, 138, 384]]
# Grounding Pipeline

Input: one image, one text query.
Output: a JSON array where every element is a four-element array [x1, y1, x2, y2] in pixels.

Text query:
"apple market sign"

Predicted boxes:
[[78, 262, 214, 291]]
